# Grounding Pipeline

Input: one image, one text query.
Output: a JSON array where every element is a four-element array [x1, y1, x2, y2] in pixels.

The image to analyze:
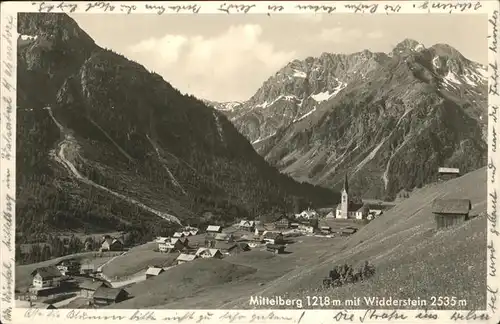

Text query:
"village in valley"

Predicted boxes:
[[14, 167, 475, 309]]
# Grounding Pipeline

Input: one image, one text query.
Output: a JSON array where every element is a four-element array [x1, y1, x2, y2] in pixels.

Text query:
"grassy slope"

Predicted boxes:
[[101, 235, 207, 278], [223, 167, 487, 309], [101, 243, 176, 279], [134, 167, 485, 310], [106, 258, 257, 309]]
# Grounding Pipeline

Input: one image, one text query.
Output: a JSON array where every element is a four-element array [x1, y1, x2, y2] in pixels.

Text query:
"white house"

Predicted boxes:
[[155, 236, 169, 243], [145, 266, 164, 279], [206, 225, 222, 233], [295, 208, 318, 219], [298, 224, 314, 234], [176, 253, 197, 265], [172, 232, 185, 238], [158, 237, 188, 252], [195, 248, 223, 259], [238, 220, 255, 230], [31, 267, 65, 289]]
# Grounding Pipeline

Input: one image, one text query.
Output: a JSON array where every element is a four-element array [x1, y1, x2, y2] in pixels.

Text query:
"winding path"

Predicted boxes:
[[45, 107, 181, 225]]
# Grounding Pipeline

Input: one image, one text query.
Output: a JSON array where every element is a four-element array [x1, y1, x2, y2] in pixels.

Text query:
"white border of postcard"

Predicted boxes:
[[1, 1, 500, 324]]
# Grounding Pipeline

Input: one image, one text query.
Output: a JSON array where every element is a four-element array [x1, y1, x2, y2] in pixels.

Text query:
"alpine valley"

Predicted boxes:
[[207, 39, 488, 200], [15, 13, 337, 245]]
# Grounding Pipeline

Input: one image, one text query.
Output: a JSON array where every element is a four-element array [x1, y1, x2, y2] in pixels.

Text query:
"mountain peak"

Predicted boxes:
[[392, 38, 424, 53], [18, 13, 95, 46], [429, 43, 465, 61]]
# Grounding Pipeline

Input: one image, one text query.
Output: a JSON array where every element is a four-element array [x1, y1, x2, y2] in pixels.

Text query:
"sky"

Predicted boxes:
[[71, 14, 487, 102]]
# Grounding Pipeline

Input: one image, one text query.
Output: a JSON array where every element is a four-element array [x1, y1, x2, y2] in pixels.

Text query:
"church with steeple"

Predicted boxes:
[[335, 174, 369, 219]]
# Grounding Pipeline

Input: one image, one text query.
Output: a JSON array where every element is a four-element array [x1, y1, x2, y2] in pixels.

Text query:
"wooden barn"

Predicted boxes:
[[79, 280, 105, 298], [438, 167, 460, 181], [145, 266, 164, 279], [266, 244, 286, 254], [432, 199, 471, 229], [92, 287, 129, 306]]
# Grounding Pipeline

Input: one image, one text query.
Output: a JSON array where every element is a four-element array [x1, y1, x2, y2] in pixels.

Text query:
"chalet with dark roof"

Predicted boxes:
[[56, 259, 80, 276], [438, 167, 460, 181], [79, 280, 105, 298], [266, 244, 286, 254], [100, 235, 124, 252], [432, 198, 471, 229], [93, 286, 129, 306]]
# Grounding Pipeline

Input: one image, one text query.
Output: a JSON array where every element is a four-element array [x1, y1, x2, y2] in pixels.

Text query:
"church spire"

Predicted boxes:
[[343, 174, 349, 193]]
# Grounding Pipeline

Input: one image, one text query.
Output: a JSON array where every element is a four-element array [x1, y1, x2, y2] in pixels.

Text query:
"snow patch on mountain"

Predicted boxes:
[[20, 34, 38, 41], [414, 43, 425, 51], [293, 70, 307, 78], [255, 94, 298, 109], [444, 71, 462, 85], [432, 56, 441, 70], [293, 107, 317, 123], [311, 92, 332, 102], [310, 80, 347, 103], [252, 131, 277, 145]]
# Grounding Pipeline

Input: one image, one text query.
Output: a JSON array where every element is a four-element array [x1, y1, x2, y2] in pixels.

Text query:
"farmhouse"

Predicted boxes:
[[214, 233, 234, 242], [155, 236, 169, 243], [159, 237, 189, 253], [273, 215, 291, 229], [432, 198, 471, 229], [262, 232, 284, 244], [173, 232, 185, 238], [195, 248, 223, 259], [298, 224, 314, 234], [176, 253, 198, 265], [145, 266, 164, 279], [189, 229, 199, 236], [438, 167, 460, 181], [56, 259, 80, 276], [100, 236, 124, 252], [93, 287, 129, 306], [31, 267, 65, 288], [335, 175, 370, 220], [206, 225, 222, 233], [238, 220, 255, 231], [237, 234, 262, 248], [79, 280, 105, 298], [80, 264, 95, 275], [295, 208, 318, 220], [266, 244, 286, 254]]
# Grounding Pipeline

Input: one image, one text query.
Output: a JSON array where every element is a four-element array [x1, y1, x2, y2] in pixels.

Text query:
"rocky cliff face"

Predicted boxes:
[[216, 39, 488, 200], [16, 13, 338, 242]]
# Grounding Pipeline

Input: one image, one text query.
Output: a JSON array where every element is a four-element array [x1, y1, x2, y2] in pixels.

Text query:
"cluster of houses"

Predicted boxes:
[[24, 262, 130, 308], [153, 223, 291, 266]]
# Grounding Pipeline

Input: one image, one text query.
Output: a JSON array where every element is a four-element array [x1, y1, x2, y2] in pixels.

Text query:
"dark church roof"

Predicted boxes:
[[343, 174, 349, 193]]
